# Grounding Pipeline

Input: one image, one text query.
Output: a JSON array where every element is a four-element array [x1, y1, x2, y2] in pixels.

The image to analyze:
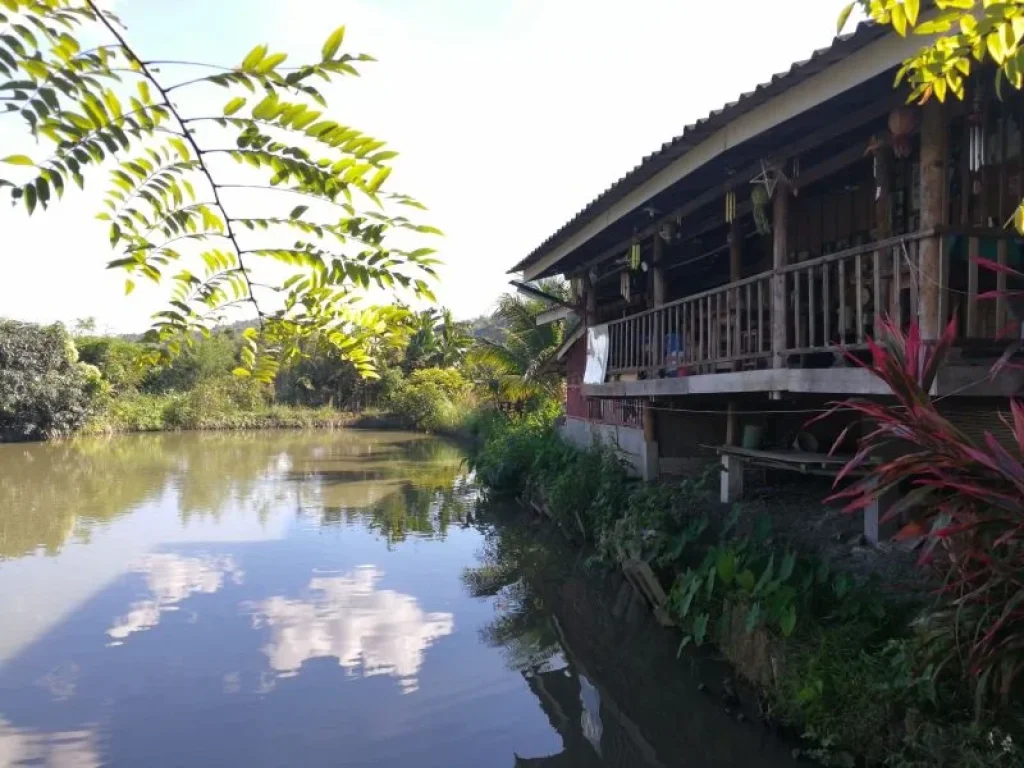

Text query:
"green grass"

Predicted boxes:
[[85, 391, 354, 434]]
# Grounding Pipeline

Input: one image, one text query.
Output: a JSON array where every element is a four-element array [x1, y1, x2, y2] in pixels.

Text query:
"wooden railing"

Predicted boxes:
[[604, 228, 1020, 380], [606, 272, 774, 375], [779, 231, 928, 356]]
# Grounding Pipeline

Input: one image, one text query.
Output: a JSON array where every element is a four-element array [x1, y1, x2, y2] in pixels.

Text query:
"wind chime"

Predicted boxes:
[[621, 239, 642, 301], [968, 92, 985, 180], [724, 189, 737, 223]]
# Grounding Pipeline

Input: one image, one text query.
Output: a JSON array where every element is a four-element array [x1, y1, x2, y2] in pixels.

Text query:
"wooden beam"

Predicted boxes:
[[918, 100, 946, 341], [772, 182, 790, 368], [567, 98, 899, 279]]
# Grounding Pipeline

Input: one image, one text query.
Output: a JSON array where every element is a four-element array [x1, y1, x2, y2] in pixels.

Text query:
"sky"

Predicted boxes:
[[0, 0, 855, 333]]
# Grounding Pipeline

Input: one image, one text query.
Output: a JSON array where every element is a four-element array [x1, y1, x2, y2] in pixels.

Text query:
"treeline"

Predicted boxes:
[[0, 281, 569, 442]]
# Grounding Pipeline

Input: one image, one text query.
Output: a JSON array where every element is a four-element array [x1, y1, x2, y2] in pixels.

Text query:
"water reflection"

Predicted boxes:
[[107, 554, 244, 645], [248, 565, 454, 692], [0, 431, 800, 767]]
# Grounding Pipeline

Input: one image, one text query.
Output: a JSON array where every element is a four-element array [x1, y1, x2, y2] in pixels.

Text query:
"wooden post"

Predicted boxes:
[[652, 233, 666, 306], [730, 216, 742, 370], [582, 271, 597, 327], [771, 181, 790, 367], [919, 100, 946, 341], [726, 400, 738, 446]]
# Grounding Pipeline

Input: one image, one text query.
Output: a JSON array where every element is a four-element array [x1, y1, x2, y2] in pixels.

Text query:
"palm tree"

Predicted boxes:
[[435, 309, 472, 367], [470, 278, 571, 401]]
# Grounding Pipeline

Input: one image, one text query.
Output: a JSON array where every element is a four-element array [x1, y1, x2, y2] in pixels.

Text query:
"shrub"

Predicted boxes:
[[385, 366, 472, 433], [76, 336, 151, 393], [0, 320, 103, 440], [823, 319, 1024, 710]]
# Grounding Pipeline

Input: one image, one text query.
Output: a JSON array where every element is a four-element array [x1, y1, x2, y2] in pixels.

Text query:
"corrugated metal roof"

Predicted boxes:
[[511, 22, 887, 275]]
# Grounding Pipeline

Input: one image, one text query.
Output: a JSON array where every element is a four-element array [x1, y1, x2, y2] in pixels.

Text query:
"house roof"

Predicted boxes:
[[511, 21, 888, 278]]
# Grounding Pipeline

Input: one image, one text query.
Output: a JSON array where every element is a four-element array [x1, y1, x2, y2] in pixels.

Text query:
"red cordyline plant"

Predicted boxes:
[[814, 314, 1024, 711]]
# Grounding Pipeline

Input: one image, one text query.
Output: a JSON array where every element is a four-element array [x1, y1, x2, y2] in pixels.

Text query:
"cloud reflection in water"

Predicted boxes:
[[107, 553, 243, 645], [249, 565, 454, 693]]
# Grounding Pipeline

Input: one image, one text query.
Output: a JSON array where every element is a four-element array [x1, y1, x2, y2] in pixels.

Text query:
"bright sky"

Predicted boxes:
[[0, 0, 854, 333]]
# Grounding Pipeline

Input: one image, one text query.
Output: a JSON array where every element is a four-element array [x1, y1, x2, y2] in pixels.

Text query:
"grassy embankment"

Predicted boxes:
[[470, 413, 1024, 768]]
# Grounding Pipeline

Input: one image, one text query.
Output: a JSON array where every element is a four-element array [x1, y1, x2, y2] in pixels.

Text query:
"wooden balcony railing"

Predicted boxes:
[[603, 228, 1020, 380], [607, 272, 773, 375]]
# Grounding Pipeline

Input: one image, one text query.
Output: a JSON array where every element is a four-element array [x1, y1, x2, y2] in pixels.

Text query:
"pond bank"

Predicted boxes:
[[470, 415, 1024, 768]]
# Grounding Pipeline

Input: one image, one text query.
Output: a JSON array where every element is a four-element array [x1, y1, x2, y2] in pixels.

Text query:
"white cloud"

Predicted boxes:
[[0, 718, 100, 768], [248, 565, 453, 693], [106, 553, 243, 644]]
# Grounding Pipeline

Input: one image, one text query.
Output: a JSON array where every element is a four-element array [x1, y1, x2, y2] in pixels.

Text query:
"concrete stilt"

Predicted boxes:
[[720, 454, 744, 503]]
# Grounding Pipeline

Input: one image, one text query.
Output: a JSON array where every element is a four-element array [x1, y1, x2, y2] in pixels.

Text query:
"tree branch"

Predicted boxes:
[[85, 0, 264, 329]]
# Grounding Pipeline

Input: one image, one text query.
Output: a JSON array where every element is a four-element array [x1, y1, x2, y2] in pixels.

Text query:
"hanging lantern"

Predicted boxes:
[[751, 185, 771, 235], [629, 242, 641, 270], [888, 106, 918, 159], [620, 271, 631, 301]]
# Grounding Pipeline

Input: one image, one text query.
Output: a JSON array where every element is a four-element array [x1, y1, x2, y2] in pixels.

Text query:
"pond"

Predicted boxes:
[[0, 430, 800, 767]]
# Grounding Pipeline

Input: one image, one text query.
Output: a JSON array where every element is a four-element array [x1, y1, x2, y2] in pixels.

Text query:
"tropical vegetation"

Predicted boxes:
[[0, 0, 439, 380]]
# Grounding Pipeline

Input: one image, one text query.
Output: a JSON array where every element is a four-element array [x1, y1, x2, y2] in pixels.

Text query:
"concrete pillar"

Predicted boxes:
[[771, 181, 790, 368], [919, 100, 946, 341], [642, 400, 659, 482], [720, 454, 744, 503]]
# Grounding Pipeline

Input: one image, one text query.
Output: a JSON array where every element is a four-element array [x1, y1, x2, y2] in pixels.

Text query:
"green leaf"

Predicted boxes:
[[837, 2, 855, 34], [223, 96, 246, 116], [692, 613, 709, 646], [23, 183, 35, 214], [241, 44, 268, 71], [1, 154, 33, 165], [904, 0, 919, 27], [891, 4, 907, 36], [322, 26, 346, 60], [289, 205, 308, 219], [169, 137, 190, 160], [779, 551, 796, 582], [716, 550, 737, 585], [779, 604, 797, 637], [256, 52, 287, 73], [124, 279, 135, 296], [744, 602, 761, 634], [736, 569, 755, 592]]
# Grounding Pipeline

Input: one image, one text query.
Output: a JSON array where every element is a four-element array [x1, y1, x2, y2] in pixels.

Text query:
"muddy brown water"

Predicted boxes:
[[0, 430, 802, 767]]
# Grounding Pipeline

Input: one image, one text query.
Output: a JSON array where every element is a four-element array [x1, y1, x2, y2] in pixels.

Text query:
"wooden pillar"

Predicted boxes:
[[725, 400, 738, 446], [652, 234, 666, 307], [730, 216, 742, 370], [919, 100, 946, 341], [582, 271, 597, 327], [771, 181, 790, 368]]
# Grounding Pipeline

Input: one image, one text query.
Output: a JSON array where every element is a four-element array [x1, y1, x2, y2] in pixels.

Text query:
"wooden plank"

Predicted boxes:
[[772, 184, 790, 367], [746, 282, 753, 357], [873, 249, 881, 336], [893, 246, 902, 328], [998, 238, 1009, 330], [966, 236, 974, 335], [839, 258, 848, 342], [757, 279, 765, 353], [808, 265, 816, 348], [909, 241, 919, 328], [823, 262, 831, 345], [855, 252, 864, 343], [793, 269, 802, 349]]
